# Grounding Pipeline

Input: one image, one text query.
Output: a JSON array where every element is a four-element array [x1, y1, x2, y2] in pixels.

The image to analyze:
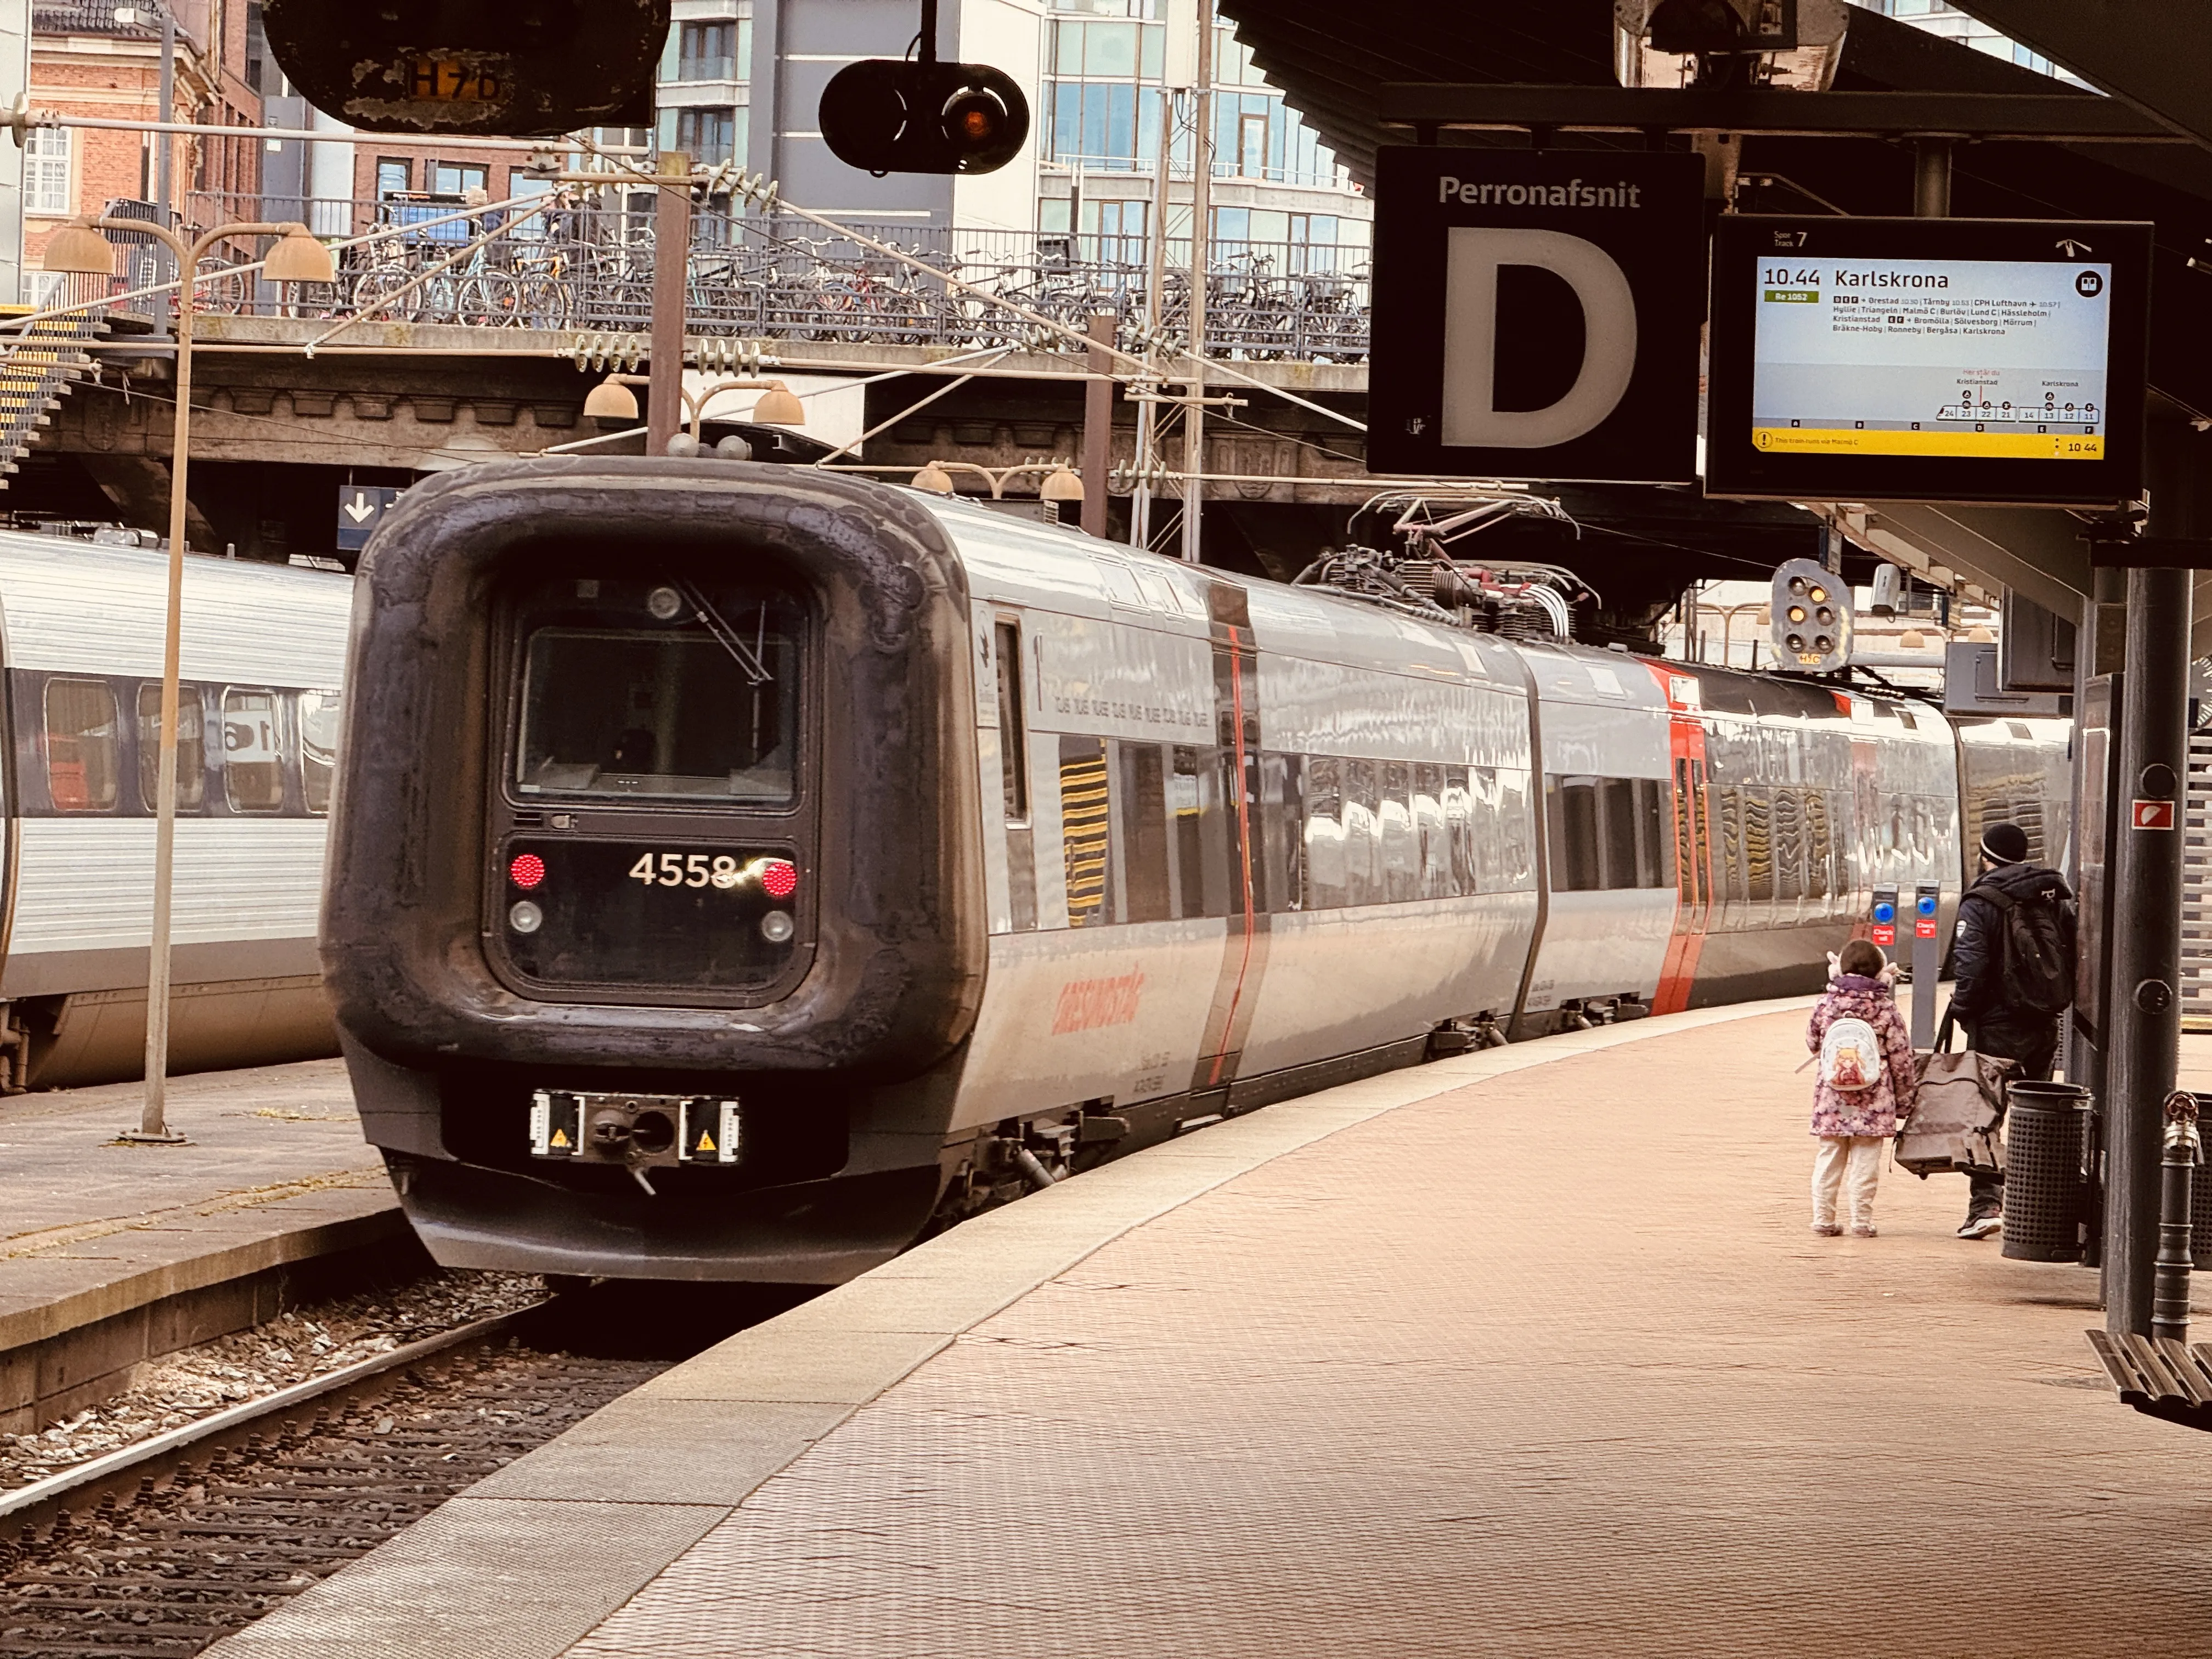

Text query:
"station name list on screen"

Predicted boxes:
[[1750, 256, 2114, 461]]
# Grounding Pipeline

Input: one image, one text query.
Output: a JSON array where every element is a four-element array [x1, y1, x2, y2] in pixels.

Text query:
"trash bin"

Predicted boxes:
[[2002, 1080, 2093, 1263]]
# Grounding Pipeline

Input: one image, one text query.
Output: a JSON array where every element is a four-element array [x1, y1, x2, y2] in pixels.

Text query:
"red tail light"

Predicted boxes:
[[759, 857, 798, 900], [509, 853, 546, 889]]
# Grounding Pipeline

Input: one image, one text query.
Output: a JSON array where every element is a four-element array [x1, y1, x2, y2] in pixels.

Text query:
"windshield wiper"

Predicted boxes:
[[676, 580, 772, 685]]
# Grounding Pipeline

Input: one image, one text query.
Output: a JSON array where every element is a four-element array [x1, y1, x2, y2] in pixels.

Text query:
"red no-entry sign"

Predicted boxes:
[[2132, 799, 2176, 831]]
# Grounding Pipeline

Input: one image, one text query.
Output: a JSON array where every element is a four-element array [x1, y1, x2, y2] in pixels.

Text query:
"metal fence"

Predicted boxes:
[[149, 193, 1372, 364]]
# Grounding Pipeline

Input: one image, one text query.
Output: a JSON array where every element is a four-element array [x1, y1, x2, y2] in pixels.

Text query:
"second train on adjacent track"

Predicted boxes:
[[322, 461, 2069, 1282]]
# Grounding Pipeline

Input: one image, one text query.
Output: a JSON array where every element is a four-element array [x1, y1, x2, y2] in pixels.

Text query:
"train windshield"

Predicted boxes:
[[513, 575, 802, 804]]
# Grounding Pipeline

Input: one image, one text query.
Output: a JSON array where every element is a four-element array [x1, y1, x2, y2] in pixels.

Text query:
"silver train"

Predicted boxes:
[[323, 462, 2069, 1283], [0, 531, 351, 1091]]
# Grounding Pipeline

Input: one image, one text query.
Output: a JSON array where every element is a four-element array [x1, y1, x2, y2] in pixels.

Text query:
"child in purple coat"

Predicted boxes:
[[1805, 939, 1918, 1238]]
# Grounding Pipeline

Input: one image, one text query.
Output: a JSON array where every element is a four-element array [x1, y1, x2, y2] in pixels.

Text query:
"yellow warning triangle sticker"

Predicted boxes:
[[696, 1131, 716, 1153], [550, 1128, 569, 1148]]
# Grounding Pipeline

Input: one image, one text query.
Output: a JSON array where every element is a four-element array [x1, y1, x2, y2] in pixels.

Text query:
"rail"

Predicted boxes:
[[100, 194, 1379, 364]]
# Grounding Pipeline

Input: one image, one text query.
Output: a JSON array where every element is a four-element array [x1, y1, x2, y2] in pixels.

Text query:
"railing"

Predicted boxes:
[[146, 193, 1373, 364]]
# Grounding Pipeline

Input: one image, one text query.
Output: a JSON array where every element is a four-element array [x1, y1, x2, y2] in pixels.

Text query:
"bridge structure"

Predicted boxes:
[[0, 181, 1831, 640]]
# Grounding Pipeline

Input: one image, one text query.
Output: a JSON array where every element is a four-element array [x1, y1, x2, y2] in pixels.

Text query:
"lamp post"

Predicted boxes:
[[44, 216, 335, 1142], [112, 3, 175, 280], [910, 458, 1084, 505], [585, 373, 807, 443]]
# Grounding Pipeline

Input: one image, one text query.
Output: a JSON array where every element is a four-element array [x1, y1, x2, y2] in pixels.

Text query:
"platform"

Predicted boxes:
[[207, 1007, 2212, 1658], [1, 1060, 406, 1435]]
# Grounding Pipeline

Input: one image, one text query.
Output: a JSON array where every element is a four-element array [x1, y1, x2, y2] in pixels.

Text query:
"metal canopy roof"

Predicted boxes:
[[1220, 0, 2212, 634]]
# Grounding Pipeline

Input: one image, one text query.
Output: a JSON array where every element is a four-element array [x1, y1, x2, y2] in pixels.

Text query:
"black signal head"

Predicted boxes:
[[820, 59, 1029, 176]]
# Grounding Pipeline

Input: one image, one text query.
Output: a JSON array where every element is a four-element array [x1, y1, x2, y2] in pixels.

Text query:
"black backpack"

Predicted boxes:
[[1970, 877, 2077, 1017]]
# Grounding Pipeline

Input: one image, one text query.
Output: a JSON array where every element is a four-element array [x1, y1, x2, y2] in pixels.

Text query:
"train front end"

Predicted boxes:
[[322, 461, 986, 1282]]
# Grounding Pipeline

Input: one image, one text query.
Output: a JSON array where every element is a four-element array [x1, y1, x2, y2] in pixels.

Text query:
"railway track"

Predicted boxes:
[[0, 1283, 800, 1658]]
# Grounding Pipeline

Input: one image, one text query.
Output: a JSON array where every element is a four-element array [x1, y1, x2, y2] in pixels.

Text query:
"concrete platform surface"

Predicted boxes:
[[2, 1059, 403, 1431], [209, 1000, 2212, 1658]]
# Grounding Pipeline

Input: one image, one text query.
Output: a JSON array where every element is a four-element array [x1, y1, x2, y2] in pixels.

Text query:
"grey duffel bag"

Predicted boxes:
[[1897, 1011, 2018, 1180]]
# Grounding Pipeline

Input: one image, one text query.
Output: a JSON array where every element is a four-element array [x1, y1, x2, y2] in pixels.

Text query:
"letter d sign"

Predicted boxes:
[[1441, 229, 1637, 448], [1367, 148, 1703, 485]]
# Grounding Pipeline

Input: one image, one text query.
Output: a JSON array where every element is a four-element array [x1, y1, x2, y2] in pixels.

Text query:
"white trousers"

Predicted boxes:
[[1812, 1135, 1884, 1229]]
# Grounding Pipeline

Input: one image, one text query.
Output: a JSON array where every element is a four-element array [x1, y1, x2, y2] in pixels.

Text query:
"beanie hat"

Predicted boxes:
[[1980, 821, 2029, 864]]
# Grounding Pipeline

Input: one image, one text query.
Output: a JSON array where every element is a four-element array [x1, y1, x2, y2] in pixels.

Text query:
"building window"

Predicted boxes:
[[26, 127, 70, 217], [376, 158, 410, 199], [679, 20, 736, 80], [675, 107, 737, 165], [433, 161, 489, 196]]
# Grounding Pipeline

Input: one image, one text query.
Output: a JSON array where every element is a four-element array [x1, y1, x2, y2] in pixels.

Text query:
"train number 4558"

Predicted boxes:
[[629, 852, 744, 890]]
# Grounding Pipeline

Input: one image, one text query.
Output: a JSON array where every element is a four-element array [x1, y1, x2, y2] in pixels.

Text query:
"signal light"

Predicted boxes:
[[757, 857, 799, 900], [819, 58, 1029, 176], [509, 853, 546, 890], [1768, 555, 1852, 674]]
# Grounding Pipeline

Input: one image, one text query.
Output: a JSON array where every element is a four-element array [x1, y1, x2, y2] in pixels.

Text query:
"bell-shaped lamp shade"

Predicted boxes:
[[1040, 465, 1084, 503], [263, 224, 336, 285], [1966, 624, 1996, 643], [911, 461, 956, 494], [1899, 628, 1927, 651], [751, 381, 805, 426], [584, 377, 639, 421], [43, 220, 116, 275]]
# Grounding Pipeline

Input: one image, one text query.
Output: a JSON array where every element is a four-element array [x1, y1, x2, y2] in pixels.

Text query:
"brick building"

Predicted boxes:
[[25, 0, 263, 292]]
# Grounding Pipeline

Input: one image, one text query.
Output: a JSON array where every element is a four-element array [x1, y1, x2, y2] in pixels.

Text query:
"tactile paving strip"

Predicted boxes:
[[571, 1011, 2212, 1658]]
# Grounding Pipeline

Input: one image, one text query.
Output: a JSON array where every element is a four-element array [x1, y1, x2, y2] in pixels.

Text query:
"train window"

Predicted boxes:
[[1547, 775, 1601, 892], [1743, 787, 1775, 904], [45, 678, 120, 811], [1302, 755, 1346, 910], [1119, 742, 1171, 923], [134, 684, 206, 812], [1773, 788, 1805, 903], [1446, 770, 1479, 895], [1414, 764, 1451, 899], [299, 690, 341, 814], [1497, 767, 1535, 891], [1059, 736, 1112, 927], [995, 622, 1028, 824], [1715, 786, 1747, 920], [1260, 752, 1304, 915], [1342, 759, 1383, 907], [1805, 792, 1833, 904], [1634, 778, 1671, 890], [1171, 745, 1229, 919], [1598, 777, 1638, 890], [1380, 761, 1418, 903], [222, 689, 289, 812], [511, 576, 800, 804]]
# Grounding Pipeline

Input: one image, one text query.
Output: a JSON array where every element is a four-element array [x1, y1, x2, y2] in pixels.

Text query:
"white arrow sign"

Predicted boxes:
[[343, 493, 377, 524]]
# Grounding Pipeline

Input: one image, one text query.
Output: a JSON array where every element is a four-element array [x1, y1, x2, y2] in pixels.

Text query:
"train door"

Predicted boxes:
[[1649, 669, 1712, 1015]]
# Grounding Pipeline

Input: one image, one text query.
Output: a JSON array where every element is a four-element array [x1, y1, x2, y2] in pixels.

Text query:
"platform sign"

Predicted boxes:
[[1368, 148, 1705, 484], [336, 484, 403, 552], [1706, 215, 2152, 505], [2132, 799, 2176, 831]]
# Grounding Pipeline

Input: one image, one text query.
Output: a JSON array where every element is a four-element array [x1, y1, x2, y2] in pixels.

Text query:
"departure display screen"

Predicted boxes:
[[1751, 257, 2111, 460], [1706, 216, 2151, 506]]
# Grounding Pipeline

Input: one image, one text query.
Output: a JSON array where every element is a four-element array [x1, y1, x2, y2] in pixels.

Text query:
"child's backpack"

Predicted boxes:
[[1819, 1015, 1884, 1092]]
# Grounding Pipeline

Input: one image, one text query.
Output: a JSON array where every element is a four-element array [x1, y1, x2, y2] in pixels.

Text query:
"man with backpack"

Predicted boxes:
[[1948, 820, 2078, 1239]]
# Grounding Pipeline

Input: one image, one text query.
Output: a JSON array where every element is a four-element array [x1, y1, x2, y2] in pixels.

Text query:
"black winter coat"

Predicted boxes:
[[1951, 859, 2074, 1056]]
